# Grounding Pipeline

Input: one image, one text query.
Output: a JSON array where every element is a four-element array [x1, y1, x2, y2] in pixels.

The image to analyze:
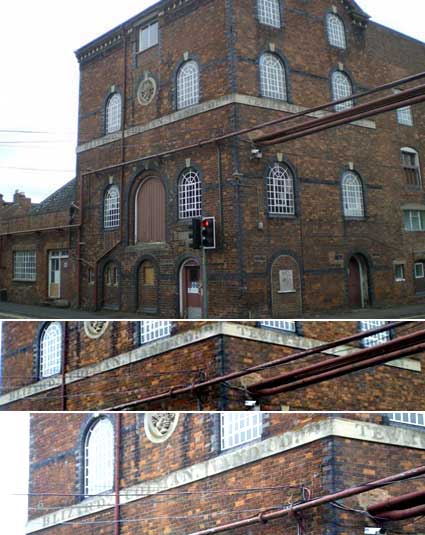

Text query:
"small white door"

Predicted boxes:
[[49, 256, 61, 298]]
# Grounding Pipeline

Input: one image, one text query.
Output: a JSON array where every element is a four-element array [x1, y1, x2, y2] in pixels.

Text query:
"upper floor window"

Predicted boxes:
[[13, 250, 36, 281], [221, 413, 262, 451], [106, 93, 122, 133], [404, 209, 425, 231], [260, 53, 287, 101], [342, 171, 364, 218], [178, 168, 202, 220], [267, 163, 295, 215], [139, 22, 159, 52], [397, 105, 414, 126], [104, 185, 120, 229], [326, 13, 347, 49], [331, 71, 353, 111], [84, 418, 114, 497], [257, 0, 281, 28], [140, 320, 172, 344], [401, 148, 421, 187], [388, 413, 425, 427], [39, 322, 62, 378], [360, 321, 391, 348], [177, 60, 200, 110], [259, 320, 297, 332]]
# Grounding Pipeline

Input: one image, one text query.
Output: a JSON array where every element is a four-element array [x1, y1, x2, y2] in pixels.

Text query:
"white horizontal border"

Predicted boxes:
[[1, 322, 420, 406], [26, 417, 425, 533]]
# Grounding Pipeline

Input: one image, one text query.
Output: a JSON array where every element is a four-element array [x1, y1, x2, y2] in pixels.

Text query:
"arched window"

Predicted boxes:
[[342, 171, 364, 217], [135, 178, 166, 243], [257, 0, 281, 28], [84, 418, 114, 497], [39, 322, 62, 378], [326, 13, 347, 49], [178, 168, 202, 219], [401, 147, 421, 186], [260, 53, 287, 101], [267, 163, 295, 215], [104, 186, 120, 229], [331, 71, 353, 111], [259, 320, 297, 332], [106, 93, 122, 133], [177, 61, 200, 110]]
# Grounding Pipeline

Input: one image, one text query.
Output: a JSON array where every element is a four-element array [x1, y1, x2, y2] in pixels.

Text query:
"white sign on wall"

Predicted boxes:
[[279, 270, 295, 293]]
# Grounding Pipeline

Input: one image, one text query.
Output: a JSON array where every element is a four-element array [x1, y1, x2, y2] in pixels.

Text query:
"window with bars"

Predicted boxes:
[[404, 210, 425, 231], [13, 250, 36, 281], [267, 163, 295, 215], [260, 53, 287, 101], [257, 0, 281, 28], [259, 320, 297, 332], [331, 71, 353, 111], [177, 61, 200, 110], [39, 322, 62, 378], [139, 22, 159, 52], [221, 413, 263, 451], [104, 186, 120, 229], [397, 106, 414, 126], [359, 321, 391, 348], [106, 93, 122, 133], [140, 321, 172, 344], [326, 13, 346, 49], [178, 168, 202, 219], [84, 418, 114, 497], [342, 171, 364, 217], [388, 413, 425, 427], [401, 148, 421, 186]]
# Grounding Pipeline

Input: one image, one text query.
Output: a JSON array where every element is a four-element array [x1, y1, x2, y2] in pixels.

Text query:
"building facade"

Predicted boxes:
[[26, 412, 425, 535], [1, 0, 425, 317], [1, 319, 424, 411]]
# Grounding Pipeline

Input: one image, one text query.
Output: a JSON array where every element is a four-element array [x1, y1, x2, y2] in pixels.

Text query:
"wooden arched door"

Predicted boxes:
[[136, 178, 166, 243]]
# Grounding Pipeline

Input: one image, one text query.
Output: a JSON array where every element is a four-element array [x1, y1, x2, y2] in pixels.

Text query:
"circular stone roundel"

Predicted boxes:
[[84, 321, 110, 339], [137, 77, 157, 106], [144, 413, 179, 443]]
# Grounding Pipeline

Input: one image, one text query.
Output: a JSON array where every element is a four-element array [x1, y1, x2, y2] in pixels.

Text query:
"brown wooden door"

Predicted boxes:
[[60, 257, 72, 302], [414, 261, 425, 294], [182, 262, 202, 318], [137, 178, 166, 243], [348, 257, 362, 308]]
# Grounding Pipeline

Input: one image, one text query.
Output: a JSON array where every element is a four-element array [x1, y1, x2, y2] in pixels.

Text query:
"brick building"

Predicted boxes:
[[1, 319, 424, 411], [1, 0, 425, 318], [25, 412, 425, 535]]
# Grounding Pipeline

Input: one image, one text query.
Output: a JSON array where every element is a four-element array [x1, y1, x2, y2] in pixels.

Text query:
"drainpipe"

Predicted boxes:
[[60, 322, 68, 411], [114, 413, 122, 535], [368, 489, 425, 515], [76, 176, 84, 308]]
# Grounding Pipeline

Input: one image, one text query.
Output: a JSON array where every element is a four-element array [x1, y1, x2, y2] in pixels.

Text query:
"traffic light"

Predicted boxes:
[[189, 218, 201, 249], [201, 217, 216, 249]]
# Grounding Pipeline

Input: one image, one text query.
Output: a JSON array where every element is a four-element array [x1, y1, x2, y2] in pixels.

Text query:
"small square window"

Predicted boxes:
[[415, 263, 425, 279], [394, 264, 405, 282], [139, 22, 159, 52], [221, 413, 262, 451]]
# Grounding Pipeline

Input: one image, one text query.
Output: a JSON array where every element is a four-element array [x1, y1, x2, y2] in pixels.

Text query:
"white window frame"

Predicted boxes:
[[260, 53, 287, 101], [394, 263, 406, 282], [105, 264, 119, 287], [106, 93, 122, 134], [139, 22, 159, 52], [388, 413, 425, 427], [104, 185, 120, 229], [327, 13, 347, 49], [84, 418, 114, 497], [221, 413, 263, 451], [39, 322, 62, 378], [401, 148, 421, 187], [342, 171, 364, 218], [404, 210, 425, 232], [360, 321, 390, 348], [178, 169, 202, 219], [259, 320, 297, 332], [257, 0, 281, 28], [397, 106, 414, 126], [415, 262, 425, 279], [267, 163, 295, 215], [140, 321, 172, 344], [177, 61, 200, 110], [331, 71, 353, 111], [13, 250, 36, 281]]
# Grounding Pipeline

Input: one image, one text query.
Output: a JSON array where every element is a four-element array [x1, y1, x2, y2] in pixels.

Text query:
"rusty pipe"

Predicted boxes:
[[114, 413, 122, 535], [373, 503, 425, 522], [368, 489, 425, 515]]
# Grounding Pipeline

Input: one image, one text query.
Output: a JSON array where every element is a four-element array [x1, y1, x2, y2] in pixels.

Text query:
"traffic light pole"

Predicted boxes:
[[202, 246, 208, 318]]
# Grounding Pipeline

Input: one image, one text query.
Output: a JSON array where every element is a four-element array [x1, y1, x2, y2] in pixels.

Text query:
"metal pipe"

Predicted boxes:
[[76, 174, 84, 308], [114, 413, 122, 535], [368, 489, 425, 515], [0, 224, 80, 237], [185, 465, 425, 535], [105, 321, 407, 410], [60, 322, 69, 411], [373, 503, 425, 522]]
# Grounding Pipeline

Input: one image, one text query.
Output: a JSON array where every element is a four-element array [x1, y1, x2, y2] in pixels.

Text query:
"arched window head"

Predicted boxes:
[[327, 13, 347, 49], [267, 163, 295, 215], [401, 148, 421, 187], [260, 53, 287, 101], [342, 171, 364, 217], [106, 93, 122, 133], [257, 0, 281, 28], [331, 71, 353, 111], [84, 418, 114, 497], [104, 185, 120, 229], [177, 61, 200, 110], [39, 322, 62, 378], [178, 168, 202, 219]]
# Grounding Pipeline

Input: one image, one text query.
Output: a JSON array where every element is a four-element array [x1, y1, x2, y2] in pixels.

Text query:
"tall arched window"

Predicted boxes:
[[177, 61, 200, 110], [331, 71, 353, 111], [106, 93, 122, 133], [401, 147, 421, 186], [39, 322, 62, 378], [326, 13, 347, 49], [104, 185, 120, 229], [267, 163, 295, 215], [342, 171, 364, 217], [260, 53, 287, 101], [135, 178, 166, 243], [84, 418, 114, 497], [178, 168, 202, 219], [257, 0, 281, 28]]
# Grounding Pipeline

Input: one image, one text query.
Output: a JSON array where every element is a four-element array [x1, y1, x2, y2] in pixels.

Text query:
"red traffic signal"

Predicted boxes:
[[201, 217, 216, 249]]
